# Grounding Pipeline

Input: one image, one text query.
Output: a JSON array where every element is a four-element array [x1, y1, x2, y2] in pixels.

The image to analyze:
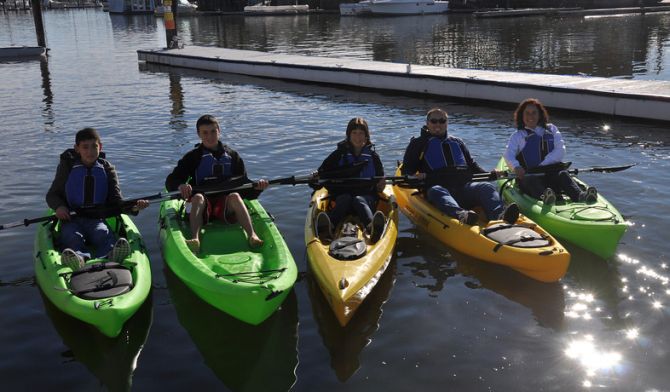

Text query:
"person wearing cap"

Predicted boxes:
[[313, 117, 386, 243], [401, 108, 519, 225]]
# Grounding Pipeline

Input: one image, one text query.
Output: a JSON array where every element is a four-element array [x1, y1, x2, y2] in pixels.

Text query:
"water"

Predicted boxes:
[[1, 9, 669, 391]]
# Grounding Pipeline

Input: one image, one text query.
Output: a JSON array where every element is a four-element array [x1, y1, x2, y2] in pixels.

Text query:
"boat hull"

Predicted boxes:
[[393, 167, 570, 282], [305, 186, 398, 326], [34, 214, 151, 338], [159, 198, 297, 325], [496, 158, 627, 259]]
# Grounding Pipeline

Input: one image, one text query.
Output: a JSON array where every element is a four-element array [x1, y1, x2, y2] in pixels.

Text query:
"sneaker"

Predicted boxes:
[[541, 188, 556, 205], [109, 237, 131, 263], [457, 210, 479, 226], [499, 203, 520, 224], [369, 211, 386, 243], [584, 186, 598, 203], [315, 212, 333, 241], [61, 248, 84, 271]]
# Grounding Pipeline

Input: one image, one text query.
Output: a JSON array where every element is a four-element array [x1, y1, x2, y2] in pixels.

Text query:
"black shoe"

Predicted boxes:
[[315, 212, 333, 241], [369, 211, 386, 243], [500, 203, 519, 224], [541, 188, 556, 205], [458, 210, 479, 225]]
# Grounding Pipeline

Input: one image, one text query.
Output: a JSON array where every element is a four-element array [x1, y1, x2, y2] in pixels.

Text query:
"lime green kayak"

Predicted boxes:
[[34, 214, 152, 338], [159, 198, 297, 325], [496, 158, 627, 259]]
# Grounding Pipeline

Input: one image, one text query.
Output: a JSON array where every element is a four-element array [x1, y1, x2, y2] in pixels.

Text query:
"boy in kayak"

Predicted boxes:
[[46, 127, 149, 270], [503, 98, 597, 205], [165, 114, 268, 253], [401, 108, 519, 225], [313, 117, 386, 242]]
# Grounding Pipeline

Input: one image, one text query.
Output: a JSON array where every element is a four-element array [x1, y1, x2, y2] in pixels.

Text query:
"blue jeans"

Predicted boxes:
[[426, 182, 504, 221], [59, 216, 116, 260], [328, 193, 377, 228]]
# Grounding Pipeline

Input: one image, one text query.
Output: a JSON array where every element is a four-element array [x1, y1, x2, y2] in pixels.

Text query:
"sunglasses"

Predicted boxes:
[[429, 118, 447, 124]]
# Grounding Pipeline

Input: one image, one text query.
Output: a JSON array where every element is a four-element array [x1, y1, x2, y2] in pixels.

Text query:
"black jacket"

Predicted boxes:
[[165, 141, 260, 199], [46, 149, 122, 211], [317, 140, 384, 197], [401, 126, 486, 189]]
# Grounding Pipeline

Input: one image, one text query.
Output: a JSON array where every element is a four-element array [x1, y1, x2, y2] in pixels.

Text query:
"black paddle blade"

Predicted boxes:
[[581, 163, 636, 173]]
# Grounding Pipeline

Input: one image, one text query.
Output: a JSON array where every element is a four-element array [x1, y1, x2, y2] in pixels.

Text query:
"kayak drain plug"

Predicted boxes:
[[339, 278, 349, 290]]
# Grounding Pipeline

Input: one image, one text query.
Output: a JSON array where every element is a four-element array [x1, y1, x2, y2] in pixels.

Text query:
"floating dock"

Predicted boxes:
[[137, 46, 670, 122]]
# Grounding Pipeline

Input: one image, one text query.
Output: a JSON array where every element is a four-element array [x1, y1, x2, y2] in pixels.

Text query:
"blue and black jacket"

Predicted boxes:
[[318, 140, 384, 197], [401, 126, 487, 189], [165, 141, 260, 199], [46, 149, 123, 214]]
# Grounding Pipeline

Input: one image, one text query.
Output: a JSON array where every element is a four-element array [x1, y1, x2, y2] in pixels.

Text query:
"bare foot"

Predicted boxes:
[[185, 238, 200, 254], [248, 234, 264, 248]]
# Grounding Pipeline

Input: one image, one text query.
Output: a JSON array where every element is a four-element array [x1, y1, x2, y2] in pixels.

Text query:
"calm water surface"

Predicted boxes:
[[1, 9, 669, 391]]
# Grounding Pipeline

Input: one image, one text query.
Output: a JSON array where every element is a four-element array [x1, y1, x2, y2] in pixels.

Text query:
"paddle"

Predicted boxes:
[[0, 176, 258, 231], [522, 163, 636, 176]]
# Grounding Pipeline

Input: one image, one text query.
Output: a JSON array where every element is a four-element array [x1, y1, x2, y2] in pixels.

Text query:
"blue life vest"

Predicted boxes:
[[65, 160, 108, 208], [517, 128, 555, 169], [338, 146, 376, 178], [423, 136, 467, 171], [195, 150, 232, 186]]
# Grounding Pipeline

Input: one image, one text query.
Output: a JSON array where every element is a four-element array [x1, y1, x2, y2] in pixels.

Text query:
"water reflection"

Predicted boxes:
[[563, 243, 625, 326], [307, 259, 397, 382], [177, 13, 670, 79], [164, 267, 298, 392], [167, 71, 188, 132], [396, 231, 566, 331], [39, 57, 54, 131], [40, 290, 153, 392]]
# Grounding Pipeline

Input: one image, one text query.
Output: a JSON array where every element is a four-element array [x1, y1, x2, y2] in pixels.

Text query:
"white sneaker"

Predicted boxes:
[[61, 248, 84, 271], [109, 237, 131, 263]]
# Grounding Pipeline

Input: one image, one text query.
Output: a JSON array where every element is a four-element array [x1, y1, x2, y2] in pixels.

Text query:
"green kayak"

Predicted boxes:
[[159, 198, 297, 325], [34, 213, 152, 338], [496, 158, 627, 259]]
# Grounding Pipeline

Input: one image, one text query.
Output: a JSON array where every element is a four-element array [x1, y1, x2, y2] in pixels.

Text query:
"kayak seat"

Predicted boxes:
[[329, 222, 367, 260], [482, 224, 550, 252], [68, 262, 133, 300]]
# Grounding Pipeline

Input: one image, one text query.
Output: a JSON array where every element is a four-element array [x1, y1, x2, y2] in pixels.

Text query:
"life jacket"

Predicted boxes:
[[422, 136, 467, 171], [338, 145, 376, 178], [65, 160, 108, 208], [195, 148, 232, 186], [516, 128, 555, 169]]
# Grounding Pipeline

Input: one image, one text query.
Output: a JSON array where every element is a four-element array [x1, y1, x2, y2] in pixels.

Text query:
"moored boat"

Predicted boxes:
[[496, 158, 627, 259], [392, 167, 570, 282], [305, 185, 398, 326], [367, 0, 448, 15], [159, 197, 297, 325], [34, 213, 152, 338]]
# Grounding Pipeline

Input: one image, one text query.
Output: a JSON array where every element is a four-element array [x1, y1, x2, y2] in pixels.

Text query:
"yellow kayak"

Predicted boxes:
[[305, 185, 398, 326], [392, 168, 570, 282]]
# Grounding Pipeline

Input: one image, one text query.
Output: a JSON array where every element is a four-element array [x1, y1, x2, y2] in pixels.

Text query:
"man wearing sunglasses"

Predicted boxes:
[[401, 108, 518, 225]]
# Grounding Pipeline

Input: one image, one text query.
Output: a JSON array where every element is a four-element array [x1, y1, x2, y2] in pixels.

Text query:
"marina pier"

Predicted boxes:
[[138, 46, 670, 122]]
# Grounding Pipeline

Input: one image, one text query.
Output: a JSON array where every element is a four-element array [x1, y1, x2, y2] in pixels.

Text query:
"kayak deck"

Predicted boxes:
[[392, 167, 570, 282], [496, 158, 627, 259], [33, 214, 152, 338], [305, 186, 399, 326], [159, 198, 297, 325]]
